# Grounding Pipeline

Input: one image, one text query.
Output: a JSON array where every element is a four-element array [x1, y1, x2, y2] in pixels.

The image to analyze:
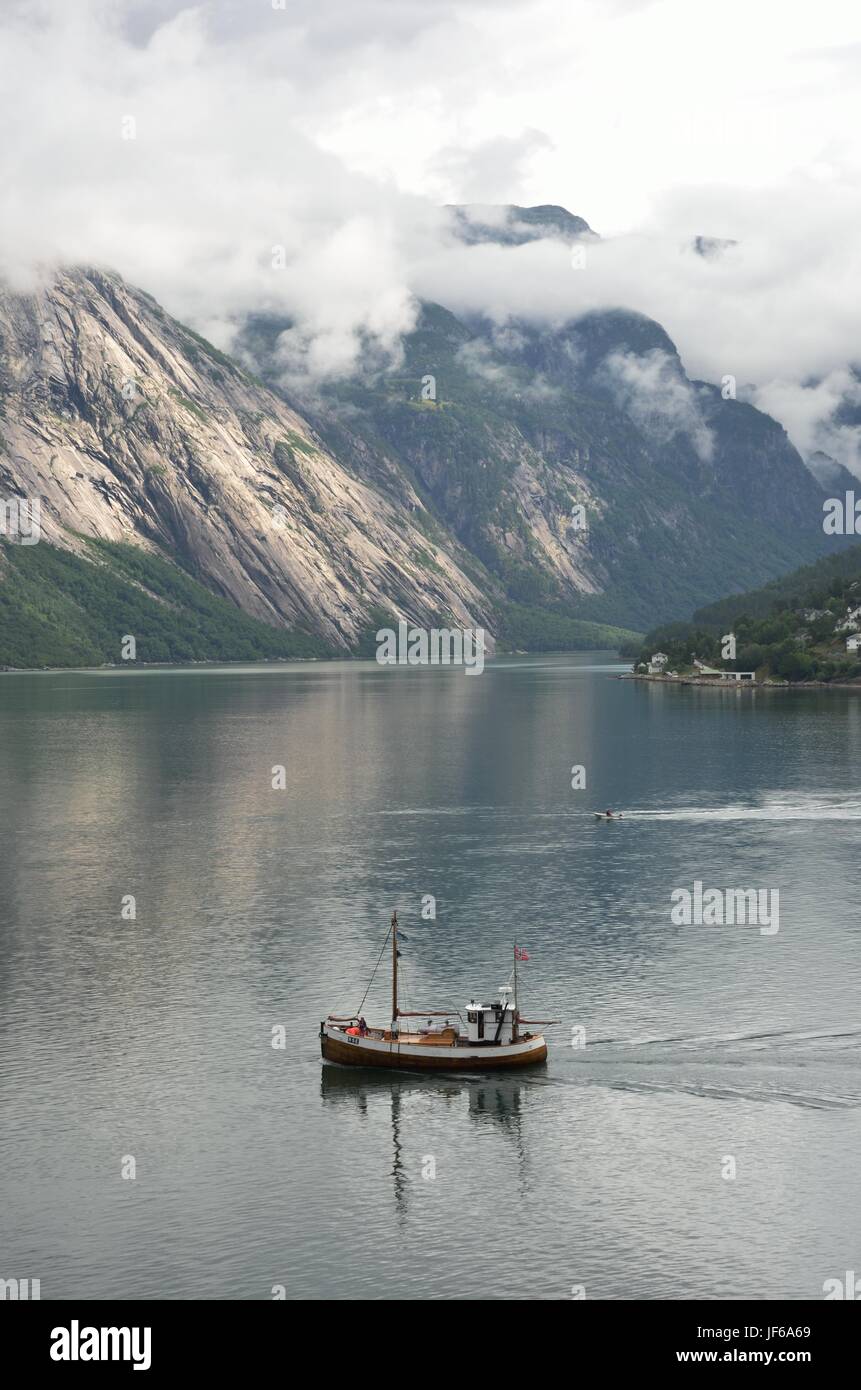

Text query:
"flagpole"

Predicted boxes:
[[391, 911, 399, 1031]]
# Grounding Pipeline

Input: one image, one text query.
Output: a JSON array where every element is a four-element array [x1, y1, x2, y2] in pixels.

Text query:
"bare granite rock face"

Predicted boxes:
[[0, 267, 492, 648]]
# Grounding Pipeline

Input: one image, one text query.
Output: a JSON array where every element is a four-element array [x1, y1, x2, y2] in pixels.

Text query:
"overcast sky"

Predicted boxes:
[[2, 0, 861, 467]]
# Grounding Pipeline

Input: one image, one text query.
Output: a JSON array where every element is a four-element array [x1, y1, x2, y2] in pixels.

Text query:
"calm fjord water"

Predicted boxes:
[[1, 654, 860, 1301]]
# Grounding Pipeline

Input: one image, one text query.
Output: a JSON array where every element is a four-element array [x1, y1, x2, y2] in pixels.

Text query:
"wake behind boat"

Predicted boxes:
[[319, 912, 553, 1071]]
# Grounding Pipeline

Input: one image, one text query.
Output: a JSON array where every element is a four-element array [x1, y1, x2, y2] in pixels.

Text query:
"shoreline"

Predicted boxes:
[[621, 672, 861, 691], [0, 655, 331, 675], [0, 647, 628, 677]]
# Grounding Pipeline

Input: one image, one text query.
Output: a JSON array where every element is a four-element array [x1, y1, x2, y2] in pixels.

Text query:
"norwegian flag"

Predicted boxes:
[[514, 946, 530, 961]]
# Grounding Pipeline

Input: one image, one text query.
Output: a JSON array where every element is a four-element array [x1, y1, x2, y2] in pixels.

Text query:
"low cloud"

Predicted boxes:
[[597, 350, 715, 462], [455, 328, 563, 402], [751, 369, 861, 477], [413, 185, 861, 472], [2, 1, 861, 473]]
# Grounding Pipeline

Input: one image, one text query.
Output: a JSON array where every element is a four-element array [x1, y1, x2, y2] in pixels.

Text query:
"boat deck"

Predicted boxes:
[[332, 1024, 538, 1049], [342, 1026, 461, 1046]]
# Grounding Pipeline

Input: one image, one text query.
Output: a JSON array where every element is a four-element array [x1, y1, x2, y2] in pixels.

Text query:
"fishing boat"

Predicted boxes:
[[319, 912, 553, 1071]]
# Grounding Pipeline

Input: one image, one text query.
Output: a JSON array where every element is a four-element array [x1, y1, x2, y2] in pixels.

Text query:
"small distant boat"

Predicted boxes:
[[594, 811, 624, 820], [319, 912, 554, 1071]]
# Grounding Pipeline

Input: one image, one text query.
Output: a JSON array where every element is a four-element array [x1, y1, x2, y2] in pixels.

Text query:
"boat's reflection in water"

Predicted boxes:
[[320, 1062, 527, 1120], [319, 1065, 532, 1214]]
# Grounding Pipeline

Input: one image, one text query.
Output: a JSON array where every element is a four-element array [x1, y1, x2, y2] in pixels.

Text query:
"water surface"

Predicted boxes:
[[1, 655, 859, 1299]]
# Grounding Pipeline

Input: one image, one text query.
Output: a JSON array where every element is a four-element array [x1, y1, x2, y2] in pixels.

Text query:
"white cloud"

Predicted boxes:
[[430, 130, 554, 205], [1, 0, 861, 467], [597, 350, 715, 462], [751, 370, 861, 476]]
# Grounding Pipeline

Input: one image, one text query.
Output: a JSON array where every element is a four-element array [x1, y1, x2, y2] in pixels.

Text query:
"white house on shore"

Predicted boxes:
[[847, 634, 861, 653], [837, 605, 861, 632], [647, 651, 668, 673]]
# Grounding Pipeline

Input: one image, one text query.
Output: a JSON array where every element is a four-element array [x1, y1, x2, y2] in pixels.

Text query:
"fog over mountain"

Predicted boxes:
[[2, 0, 861, 473]]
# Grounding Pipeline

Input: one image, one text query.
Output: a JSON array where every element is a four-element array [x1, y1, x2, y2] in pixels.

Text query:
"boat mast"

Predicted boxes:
[[513, 942, 518, 1015], [391, 910, 399, 1029]]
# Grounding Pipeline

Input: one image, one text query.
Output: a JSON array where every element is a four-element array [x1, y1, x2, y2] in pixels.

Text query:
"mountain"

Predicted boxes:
[[629, 543, 861, 682], [446, 203, 596, 246], [0, 266, 501, 662], [241, 275, 847, 633], [0, 205, 852, 667]]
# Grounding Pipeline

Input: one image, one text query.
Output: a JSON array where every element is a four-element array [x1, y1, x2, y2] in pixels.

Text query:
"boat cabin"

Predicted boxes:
[[465, 989, 516, 1044]]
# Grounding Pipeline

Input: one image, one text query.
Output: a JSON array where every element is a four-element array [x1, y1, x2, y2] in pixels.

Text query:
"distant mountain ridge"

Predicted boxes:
[[446, 203, 596, 245]]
